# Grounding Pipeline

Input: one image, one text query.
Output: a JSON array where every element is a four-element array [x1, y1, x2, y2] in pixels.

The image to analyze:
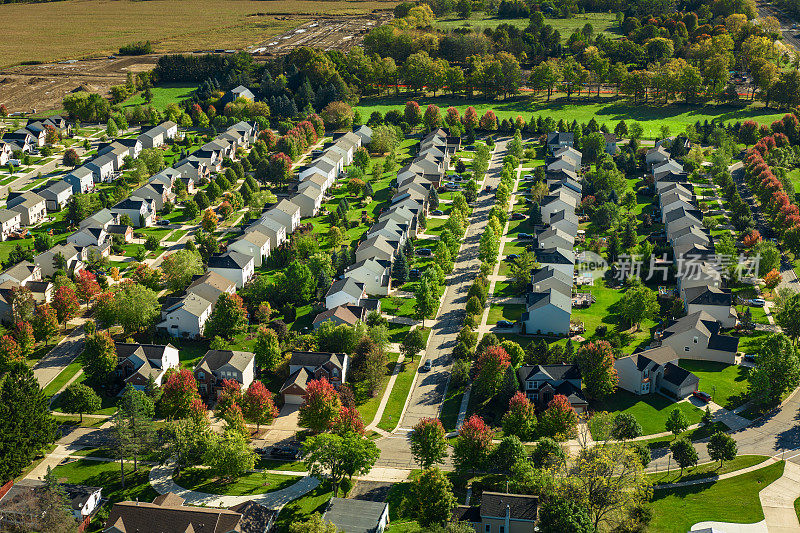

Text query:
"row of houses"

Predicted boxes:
[[0, 116, 71, 163], [521, 142, 583, 337], [610, 149, 741, 400]]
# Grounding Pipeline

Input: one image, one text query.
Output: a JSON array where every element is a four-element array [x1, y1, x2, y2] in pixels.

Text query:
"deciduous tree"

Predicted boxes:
[[575, 341, 618, 400], [501, 392, 537, 441], [298, 378, 342, 433], [539, 394, 578, 440], [409, 417, 448, 469], [415, 467, 457, 527], [159, 369, 201, 420], [204, 293, 248, 340], [60, 383, 101, 422], [670, 437, 698, 476], [452, 415, 492, 475], [708, 431, 737, 467]]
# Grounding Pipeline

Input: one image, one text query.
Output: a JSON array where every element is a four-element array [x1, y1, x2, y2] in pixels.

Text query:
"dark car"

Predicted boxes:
[[422, 359, 432, 371], [431, 209, 444, 216], [743, 354, 757, 363], [157, 219, 170, 226], [505, 254, 519, 261], [510, 212, 526, 220], [271, 446, 302, 460], [518, 233, 532, 239], [485, 185, 493, 192], [692, 390, 712, 403], [496, 320, 514, 328], [254, 447, 270, 456], [417, 248, 432, 257], [409, 268, 421, 279]]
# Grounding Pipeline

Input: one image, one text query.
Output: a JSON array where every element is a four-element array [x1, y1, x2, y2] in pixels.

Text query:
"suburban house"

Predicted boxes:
[[298, 173, 330, 196], [452, 492, 539, 533], [67, 227, 108, 248], [281, 351, 349, 404], [517, 363, 587, 413], [207, 251, 254, 288], [35, 243, 83, 278], [0, 142, 11, 166], [0, 479, 102, 529], [194, 349, 256, 400], [292, 188, 323, 218], [535, 226, 574, 250], [0, 261, 41, 285], [99, 138, 141, 160], [547, 131, 574, 151], [104, 492, 273, 533], [131, 182, 174, 211], [227, 229, 271, 268], [676, 261, 722, 294], [354, 124, 373, 145], [653, 159, 684, 180], [115, 342, 180, 389], [36, 180, 73, 211], [269, 199, 301, 234], [521, 288, 572, 336], [323, 498, 389, 533], [614, 345, 700, 398], [0, 210, 22, 241], [670, 225, 711, 249], [312, 304, 367, 329], [534, 247, 575, 279], [603, 132, 618, 154], [553, 146, 582, 165], [343, 258, 392, 296], [7, 191, 47, 226], [658, 311, 740, 364], [682, 286, 737, 328], [84, 153, 117, 182], [110, 197, 156, 227], [299, 157, 338, 185], [159, 293, 213, 339], [530, 266, 573, 297], [355, 235, 398, 263], [645, 146, 670, 170], [545, 154, 578, 173], [228, 85, 256, 101], [137, 121, 178, 149], [79, 208, 118, 230], [95, 142, 128, 169], [325, 277, 367, 309], [540, 192, 578, 223], [248, 215, 287, 248], [548, 209, 579, 236]]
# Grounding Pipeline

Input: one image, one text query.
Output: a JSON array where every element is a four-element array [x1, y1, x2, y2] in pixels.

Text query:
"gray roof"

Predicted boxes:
[[326, 277, 364, 300], [323, 498, 388, 533], [208, 251, 252, 270], [196, 349, 254, 374]]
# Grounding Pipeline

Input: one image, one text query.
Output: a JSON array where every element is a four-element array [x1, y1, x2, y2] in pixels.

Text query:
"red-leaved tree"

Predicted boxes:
[[216, 379, 242, 417], [452, 415, 493, 475], [539, 394, 578, 441], [501, 391, 537, 441], [76, 270, 101, 302], [332, 406, 365, 436], [0, 335, 22, 370], [475, 345, 510, 399], [159, 369, 201, 420], [242, 380, 279, 431], [298, 378, 342, 433], [53, 286, 80, 330]]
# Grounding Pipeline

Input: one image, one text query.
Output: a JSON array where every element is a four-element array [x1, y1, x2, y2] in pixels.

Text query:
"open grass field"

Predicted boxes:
[[122, 84, 199, 111], [650, 461, 784, 533], [0, 0, 397, 67], [434, 12, 621, 42], [356, 97, 786, 139], [591, 389, 704, 436], [50, 458, 158, 507]]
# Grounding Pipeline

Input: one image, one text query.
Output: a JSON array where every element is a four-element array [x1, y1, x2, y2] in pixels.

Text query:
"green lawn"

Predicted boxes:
[[486, 303, 525, 325], [380, 296, 417, 319], [274, 484, 334, 533], [647, 455, 768, 485], [175, 467, 299, 496], [440, 383, 466, 432], [354, 352, 400, 426], [50, 458, 158, 507], [254, 459, 308, 472], [121, 84, 198, 111], [356, 97, 786, 139], [492, 280, 518, 298], [592, 390, 704, 436], [639, 421, 730, 449], [678, 359, 750, 410], [377, 356, 422, 432], [650, 461, 785, 533], [433, 12, 620, 42], [41, 358, 82, 397]]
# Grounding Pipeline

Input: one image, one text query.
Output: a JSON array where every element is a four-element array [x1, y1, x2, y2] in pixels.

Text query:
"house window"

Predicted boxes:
[[332, 368, 339, 378], [693, 336, 699, 344], [198, 372, 205, 380], [485, 526, 491, 533], [199, 384, 206, 393], [532, 394, 538, 401], [684, 347, 690, 352]]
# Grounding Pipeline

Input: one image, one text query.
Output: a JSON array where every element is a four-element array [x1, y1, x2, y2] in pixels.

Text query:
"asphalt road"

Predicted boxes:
[[374, 138, 509, 469], [758, 2, 800, 52], [33, 321, 87, 390]]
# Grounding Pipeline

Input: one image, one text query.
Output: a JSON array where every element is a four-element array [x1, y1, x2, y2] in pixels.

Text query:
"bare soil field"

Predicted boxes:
[[0, 0, 394, 113]]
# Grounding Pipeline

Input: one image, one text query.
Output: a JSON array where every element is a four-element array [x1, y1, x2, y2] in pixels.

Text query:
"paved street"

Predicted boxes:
[[375, 137, 508, 468], [33, 319, 88, 389]]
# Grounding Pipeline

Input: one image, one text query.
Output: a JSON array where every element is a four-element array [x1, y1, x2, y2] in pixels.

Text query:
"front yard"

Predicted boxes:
[[591, 389, 704, 436], [678, 359, 750, 410]]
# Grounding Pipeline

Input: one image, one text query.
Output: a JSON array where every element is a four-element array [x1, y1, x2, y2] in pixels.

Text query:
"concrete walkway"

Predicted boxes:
[[148, 462, 320, 510], [759, 461, 800, 532]]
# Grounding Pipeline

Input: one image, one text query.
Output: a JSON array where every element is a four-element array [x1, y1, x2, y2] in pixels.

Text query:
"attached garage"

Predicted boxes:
[[280, 368, 311, 405], [660, 363, 699, 399]]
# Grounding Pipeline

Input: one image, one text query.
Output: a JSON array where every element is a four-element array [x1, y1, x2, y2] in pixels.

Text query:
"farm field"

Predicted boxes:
[[0, 0, 397, 68], [356, 97, 786, 138]]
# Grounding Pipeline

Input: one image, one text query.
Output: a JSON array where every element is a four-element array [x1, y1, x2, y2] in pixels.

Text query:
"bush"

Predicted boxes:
[[119, 41, 153, 55]]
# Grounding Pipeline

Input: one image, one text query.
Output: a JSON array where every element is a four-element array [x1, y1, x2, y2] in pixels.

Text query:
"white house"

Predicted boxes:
[[207, 251, 254, 288], [343, 258, 391, 296], [0, 210, 22, 241], [521, 288, 572, 336], [227, 230, 270, 268], [298, 173, 330, 196], [646, 146, 670, 170], [37, 180, 73, 211], [8, 192, 47, 226], [355, 235, 397, 264], [248, 216, 287, 248], [325, 277, 366, 309], [292, 189, 323, 218], [683, 286, 737, 328], [354, 125, 373, 145], [110, 197, 156, 227], [299, 158, 337, 184], [115, 342, 180, 389], [64, 166, 95, 194], [159, 293, 213, 339], [67, 227, 108, 248], [84, 154, 116, 182], [35, 243, 83, 278], [269, 200, 301, 233]]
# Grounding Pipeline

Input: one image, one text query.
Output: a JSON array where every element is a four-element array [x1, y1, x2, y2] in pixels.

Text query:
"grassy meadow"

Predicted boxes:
[[0, 0, 397, 67], [434, 11, 621, 42]]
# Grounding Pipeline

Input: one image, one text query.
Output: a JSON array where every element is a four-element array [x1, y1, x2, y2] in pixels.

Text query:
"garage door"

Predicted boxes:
[[283, 393, 303, 405]]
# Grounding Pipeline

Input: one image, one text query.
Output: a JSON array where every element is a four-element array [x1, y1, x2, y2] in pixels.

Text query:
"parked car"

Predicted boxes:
[[431, 209, 444, 216], [409, 268, 421, 279], [446, 182, 462, 190], [518, 233, 532, 239], [749, 298, 766, 307], [524, 174, 534, 180], [452, 175, 463, 181], [422, 359, 432, 371], [485, 185, 493, 192], [511, 212, 526, 220], [743, 354, 757, 363], [157, 219, 170, 226], [417, 248, 432, 257], [692, 390, 712, 403], [254, 447, 270, 456], [496, 320, 514, 328], [270, 446, 302, 460], [505, 254, 519, 261]]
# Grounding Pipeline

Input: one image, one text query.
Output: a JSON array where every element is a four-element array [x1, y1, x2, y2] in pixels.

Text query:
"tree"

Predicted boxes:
[[404, 100, 422, 126], [502, 392, 537, 441], [611, 413, 642, 441], [575, 341, 618, 400], [117, 385, 156, 471], [539, 394, 578, 440], [763, 269, 782, 292], [399, 328, 426, 363], [302, 433, 378, 496], [204, 293, 247, 339], [299, 378, 342, 433], [332, 406, 365, 436], [81, 329, 117, 386], [530, 437, 566, 469], [201, 209, 218, 231], [0, 362, 58, 482], [159, 369, 201, 419], [160, 249, 203, 293], [748, 333, 800, 407], [52, 286, 79, 329], [539, 498, 595, 533], [415, 467, 457, 528], [62, 148, 80, 167], [242, 381, 278, 431], [254, 326, 282, 371], [452, 415, 492, 475], [617, 284, 659, 330], [75, 270, 100, 302], [414, 277, 437, 327], [60, 383, 100, 422], [409, 417, 448, 469], [475, 345, 510, 399], [109, 282, 160, 334], [708, 431, 737, 467], [670, 437, 698, 476], [204, 430, 256, 482], [500, 340, 525, 368], [289, 514, 340, 533], [665, 407, 689, 436], [32, 303, 59, 345], [392, 250, 409, 284]]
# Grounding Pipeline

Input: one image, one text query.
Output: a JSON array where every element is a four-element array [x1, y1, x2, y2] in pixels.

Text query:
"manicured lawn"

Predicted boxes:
[[592, 390, 704, 436], [440, 383, 466, 431], [377, 356, 422, 432], [41, 358, 82, 397], [492, 280, 518, 298], [639, 421, 730, 449], [434, 12, 619, 41], [175, 467, 298, 496], [649, 461, 785, 533], [354, 352, 400, 426], [50, 458, 158, 507], [380, 296, 416, 319], [254, 459, 307, 472], [486, 303, 525, 325], [121, 84, 199, 111], [678, 359, 750, 410], [647, 455, 768, 485], [274, 484, 334, 533], [356, 97, 787, 139]]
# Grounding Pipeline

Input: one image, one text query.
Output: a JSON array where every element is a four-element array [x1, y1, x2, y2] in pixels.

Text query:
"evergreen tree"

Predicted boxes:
[[393, 251, 409, 283]]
